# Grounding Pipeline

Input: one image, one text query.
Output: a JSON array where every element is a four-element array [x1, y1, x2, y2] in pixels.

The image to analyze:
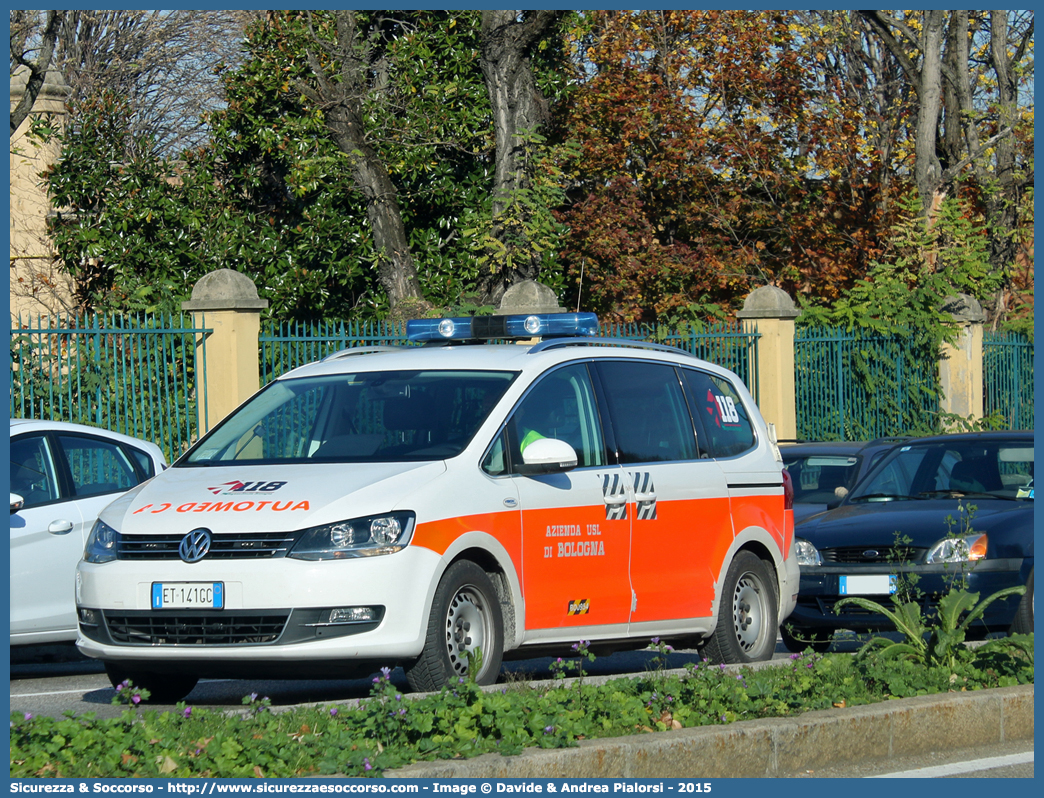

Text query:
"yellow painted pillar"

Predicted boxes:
[[182, 270, 268, 433], [737, 286, 800, 441], [938, 294, 985, 426]]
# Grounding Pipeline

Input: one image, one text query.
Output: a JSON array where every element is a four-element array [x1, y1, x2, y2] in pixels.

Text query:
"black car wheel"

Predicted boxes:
[[780, 623, 834, 653], [104, 663, 198, 704], [406, 560, 504, 692], [1010, 568, 1033, 635], [703, 551, 778, 664]]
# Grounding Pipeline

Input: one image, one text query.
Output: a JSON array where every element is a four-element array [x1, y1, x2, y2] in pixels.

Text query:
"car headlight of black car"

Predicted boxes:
[[794, 538, 822, 566], [288, 512, 415, 560], [84, 519, 119, 564], [924, 533, 988, 564]]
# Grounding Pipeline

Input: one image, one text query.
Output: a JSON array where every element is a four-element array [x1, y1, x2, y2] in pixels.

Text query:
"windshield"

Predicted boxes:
[[849, 439, 1034, 503], [181, 370, 517, 465]]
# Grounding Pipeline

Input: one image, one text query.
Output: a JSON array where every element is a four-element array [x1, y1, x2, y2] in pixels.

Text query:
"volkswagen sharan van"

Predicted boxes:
[[75, 313, 798, 701]]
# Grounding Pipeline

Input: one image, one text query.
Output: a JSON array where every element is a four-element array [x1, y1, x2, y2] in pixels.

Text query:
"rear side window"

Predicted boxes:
[[58, 434, 140, 497], [594, 361, 696, 464], [682, 369, 756, 458]]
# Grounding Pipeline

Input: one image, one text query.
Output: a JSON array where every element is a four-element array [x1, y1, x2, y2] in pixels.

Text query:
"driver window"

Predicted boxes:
[[506, 364, 605, 472]]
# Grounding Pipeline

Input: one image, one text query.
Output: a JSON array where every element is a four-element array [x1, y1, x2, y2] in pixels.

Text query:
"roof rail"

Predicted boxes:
[[527, 336, 695, 358], [321, 345, 404, 362]]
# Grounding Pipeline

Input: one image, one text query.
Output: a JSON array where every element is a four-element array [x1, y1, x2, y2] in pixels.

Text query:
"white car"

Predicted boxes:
[[10, 418, 167, 645], [76, 313, 797, 702]]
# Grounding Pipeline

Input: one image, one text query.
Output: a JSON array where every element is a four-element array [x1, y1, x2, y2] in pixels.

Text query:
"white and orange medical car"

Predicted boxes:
[[75, 313, 798, 701]]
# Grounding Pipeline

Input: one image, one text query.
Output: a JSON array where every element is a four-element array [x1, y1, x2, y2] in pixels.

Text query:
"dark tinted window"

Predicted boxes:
[[595, 361, 696, 464], [782, 453, 859, 503], [682, 369, 756, 458]]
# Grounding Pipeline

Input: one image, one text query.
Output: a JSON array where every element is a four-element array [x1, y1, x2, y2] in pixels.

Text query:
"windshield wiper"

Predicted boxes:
[[851, 492, 922, 503], [916, 489, 1007, 500]]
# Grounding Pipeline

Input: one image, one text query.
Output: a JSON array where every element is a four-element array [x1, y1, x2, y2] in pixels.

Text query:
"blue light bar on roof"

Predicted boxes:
[[406, 312, 599, 343]]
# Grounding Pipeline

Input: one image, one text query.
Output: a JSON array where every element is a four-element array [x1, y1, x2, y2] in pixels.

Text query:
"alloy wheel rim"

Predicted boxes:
[[445, 586, 488, 677], [733, 573, 765, 652]]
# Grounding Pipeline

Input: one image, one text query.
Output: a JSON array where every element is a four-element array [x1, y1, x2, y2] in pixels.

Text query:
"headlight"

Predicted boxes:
[[288, 512, 415, 560], [794, 538, 822, 566], [925, 533, 988, 563], [84, 519, 119, 564]]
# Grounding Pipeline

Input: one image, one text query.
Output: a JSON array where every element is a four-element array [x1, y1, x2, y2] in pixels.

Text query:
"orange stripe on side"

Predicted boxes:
[[412, 511, 523, 571]]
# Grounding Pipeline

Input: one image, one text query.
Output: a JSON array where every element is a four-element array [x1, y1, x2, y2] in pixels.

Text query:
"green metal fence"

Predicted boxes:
[[260, 320, 760, 402], [9, 314, 209, 463], [795, 326, 940, 441], [983, 331, 1034, 430]]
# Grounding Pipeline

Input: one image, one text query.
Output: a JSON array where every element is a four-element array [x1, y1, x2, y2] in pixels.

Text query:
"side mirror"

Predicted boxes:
[[11, 493, 25, 514], [517, 438, 578, 475]]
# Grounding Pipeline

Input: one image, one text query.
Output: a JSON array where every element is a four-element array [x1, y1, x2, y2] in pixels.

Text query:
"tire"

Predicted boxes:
[[780, 623, 834, 653], [703, 551, 779, 664], [406, 560, 505, 692], [104, 663, 199, 704], [1010, 568, 1033, 635]]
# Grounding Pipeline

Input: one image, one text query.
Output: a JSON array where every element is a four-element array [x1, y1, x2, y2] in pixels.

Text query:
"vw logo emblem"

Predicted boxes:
[[179, 529, 212, 563]]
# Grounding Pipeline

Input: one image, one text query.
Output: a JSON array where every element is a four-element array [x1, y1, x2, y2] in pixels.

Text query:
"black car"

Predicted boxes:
[[780, 438, 906, 523], [785, 431, 1034, 652]]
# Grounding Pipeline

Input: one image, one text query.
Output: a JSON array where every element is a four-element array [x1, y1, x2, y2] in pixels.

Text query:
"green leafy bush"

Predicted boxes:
[[10, 636, 1032, 779]]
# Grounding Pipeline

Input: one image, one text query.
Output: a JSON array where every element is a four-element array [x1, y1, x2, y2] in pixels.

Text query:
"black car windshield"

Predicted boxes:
[[849, 439, 1034, 503], [782, 454, 859, 504], [181, 370, 517, 465]]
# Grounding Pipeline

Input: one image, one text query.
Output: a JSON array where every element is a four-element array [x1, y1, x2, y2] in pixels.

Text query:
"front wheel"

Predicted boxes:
[[104, 663, 198, 704], [1010, 568, 1033, 635], [703, 551, 779, 664], [405, 560, 504, 692]]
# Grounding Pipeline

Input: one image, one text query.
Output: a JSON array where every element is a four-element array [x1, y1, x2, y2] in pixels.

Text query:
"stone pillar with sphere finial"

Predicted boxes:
[[182, 269, 269, 432]]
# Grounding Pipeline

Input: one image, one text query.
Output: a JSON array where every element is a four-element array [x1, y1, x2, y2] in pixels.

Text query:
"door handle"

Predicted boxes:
[[47, 520, 74, 535]]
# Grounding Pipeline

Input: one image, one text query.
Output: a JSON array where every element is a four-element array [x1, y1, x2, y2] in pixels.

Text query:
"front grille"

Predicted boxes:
[[821, 546, 927, 564], [117, 532, 297, 560], [103, 611, 290, 645]]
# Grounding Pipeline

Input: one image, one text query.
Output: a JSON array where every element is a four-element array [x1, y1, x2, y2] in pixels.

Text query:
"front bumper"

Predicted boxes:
[[789, 557, 1027, 633], [74, 545, 442, 674]]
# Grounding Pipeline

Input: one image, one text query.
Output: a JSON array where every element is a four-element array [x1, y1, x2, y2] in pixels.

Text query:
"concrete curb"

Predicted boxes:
[[385, 684, 1033, 778]]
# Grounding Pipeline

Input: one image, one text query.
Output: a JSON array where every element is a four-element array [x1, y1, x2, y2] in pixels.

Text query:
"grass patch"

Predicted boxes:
[[10, 635, 1032, 778]]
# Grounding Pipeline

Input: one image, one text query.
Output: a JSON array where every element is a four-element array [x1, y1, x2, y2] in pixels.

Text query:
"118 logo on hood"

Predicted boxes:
[[207, 480, 287, 495]]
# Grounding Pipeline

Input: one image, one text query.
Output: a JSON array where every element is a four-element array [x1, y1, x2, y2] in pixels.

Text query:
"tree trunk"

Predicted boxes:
[[477, 10, 564, 306], [296, 11, 425, 310], [10, 11, 65, 136], [325, 106, 425, 308]]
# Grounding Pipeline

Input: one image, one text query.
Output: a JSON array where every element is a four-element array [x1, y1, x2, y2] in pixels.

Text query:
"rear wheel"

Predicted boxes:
[[104, 663, 198, 704], [406, 560, 504, 692], [1010, 568, 1033, 635], [780, 623, 834, 653], [703, 551, 779, 664]]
